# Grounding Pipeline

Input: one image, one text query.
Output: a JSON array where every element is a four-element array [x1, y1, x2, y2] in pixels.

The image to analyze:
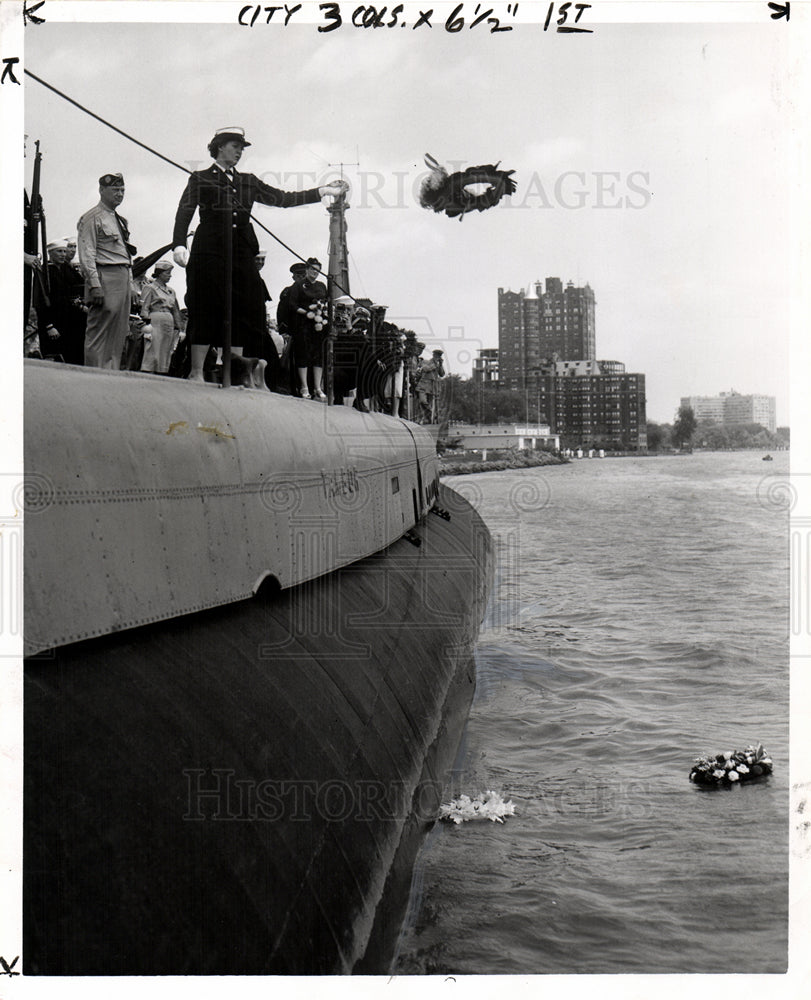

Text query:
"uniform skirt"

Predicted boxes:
[[185, 242, 266, 350], [141, 312, 176, 373]]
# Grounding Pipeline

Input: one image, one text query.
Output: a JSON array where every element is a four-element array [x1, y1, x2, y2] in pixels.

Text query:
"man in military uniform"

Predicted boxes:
[[77, 173, 136, 368], [417, 349, 446, 423], [171, 127, 347, 383]]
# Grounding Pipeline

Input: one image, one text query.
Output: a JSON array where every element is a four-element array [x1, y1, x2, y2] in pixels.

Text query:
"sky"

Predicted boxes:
[[18, 7, 797, 425]]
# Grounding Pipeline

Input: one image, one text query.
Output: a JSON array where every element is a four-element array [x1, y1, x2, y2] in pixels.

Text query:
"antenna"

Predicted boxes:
[[327, 147, 360, 182], [324, 150, 360, 301]]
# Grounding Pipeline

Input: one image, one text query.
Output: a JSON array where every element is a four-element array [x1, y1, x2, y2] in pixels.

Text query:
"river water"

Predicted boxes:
[[394, 451, 790, 975]]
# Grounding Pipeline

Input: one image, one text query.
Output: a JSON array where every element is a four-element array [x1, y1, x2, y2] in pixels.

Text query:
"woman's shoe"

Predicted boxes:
[[313, 389, 327, 401], [299, 389, 311, 400]]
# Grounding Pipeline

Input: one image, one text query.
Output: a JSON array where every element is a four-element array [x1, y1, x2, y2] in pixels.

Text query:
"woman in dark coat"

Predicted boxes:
[[172, 127, 347, 382], [287, 257, 328, 399]]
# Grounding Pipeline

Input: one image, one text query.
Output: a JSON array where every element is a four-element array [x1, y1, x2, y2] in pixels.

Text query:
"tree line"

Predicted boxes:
[[438, 375, 529, 425], [649, 404, 789, 451], [438, 381, 788, 452]]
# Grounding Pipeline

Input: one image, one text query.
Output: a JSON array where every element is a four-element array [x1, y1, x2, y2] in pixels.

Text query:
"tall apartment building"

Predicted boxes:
[[498, 278, 596, 390], [680, 391, 776, 433], [485, 277, 646, 450], [531, 366, 647, 452], [471, 348, 647, 451]]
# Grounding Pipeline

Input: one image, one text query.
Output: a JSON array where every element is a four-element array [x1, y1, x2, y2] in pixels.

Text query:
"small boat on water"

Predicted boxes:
[[762, 454, 774, 461], [23, 358, 493, 975]]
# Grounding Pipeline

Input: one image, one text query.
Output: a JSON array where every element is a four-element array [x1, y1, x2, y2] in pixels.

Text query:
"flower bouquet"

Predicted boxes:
[[439, 790, 516, 825], [305, 300, 329, 332], [689, 743, 773, 786]]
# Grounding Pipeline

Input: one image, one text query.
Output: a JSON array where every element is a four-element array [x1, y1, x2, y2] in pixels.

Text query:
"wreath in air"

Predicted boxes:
[[419, 153, 517, 220]]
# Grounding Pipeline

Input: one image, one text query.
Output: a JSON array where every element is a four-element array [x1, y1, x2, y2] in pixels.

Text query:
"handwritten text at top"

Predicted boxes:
[[236, 3, 593, 34]]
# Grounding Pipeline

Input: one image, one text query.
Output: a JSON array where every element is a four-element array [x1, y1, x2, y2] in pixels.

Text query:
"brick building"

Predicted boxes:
[[531, 364, 647, 452], [497, 278, 596, 391]]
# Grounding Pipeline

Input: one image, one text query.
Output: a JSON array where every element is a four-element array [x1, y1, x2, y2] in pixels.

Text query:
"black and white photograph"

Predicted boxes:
[[2, 0, 809, 995]]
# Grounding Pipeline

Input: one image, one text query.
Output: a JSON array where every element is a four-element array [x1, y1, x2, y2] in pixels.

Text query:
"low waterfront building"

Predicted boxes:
[[448, 423, 560, 452]]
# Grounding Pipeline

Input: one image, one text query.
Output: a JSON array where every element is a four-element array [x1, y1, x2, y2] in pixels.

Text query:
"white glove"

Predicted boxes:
[[172, 246, 189, 267], [142, 324, 153, 341], [318, 179, 349, 201]]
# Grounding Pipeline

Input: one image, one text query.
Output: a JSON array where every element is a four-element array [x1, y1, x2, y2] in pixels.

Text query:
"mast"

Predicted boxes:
[[325, 162, 353, 404], [326, 156, 357, 300], [324, 191, 348, 404], [326, 193, 350, 300]]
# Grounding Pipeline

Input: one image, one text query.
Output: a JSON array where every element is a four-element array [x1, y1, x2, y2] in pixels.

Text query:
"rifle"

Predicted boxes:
[[24, 140, 50, 322]]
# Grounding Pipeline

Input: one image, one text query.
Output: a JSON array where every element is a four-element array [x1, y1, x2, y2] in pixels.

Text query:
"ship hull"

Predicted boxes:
[[24, 481, 492, 975]]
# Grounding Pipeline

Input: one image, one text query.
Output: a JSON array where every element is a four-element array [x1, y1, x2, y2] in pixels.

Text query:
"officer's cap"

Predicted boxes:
[[99, 172, 124, 188]]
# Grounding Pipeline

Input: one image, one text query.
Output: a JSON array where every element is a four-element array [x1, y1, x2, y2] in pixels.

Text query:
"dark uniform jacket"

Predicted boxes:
[[35, 261, 87, 365], [172, 165, 321, 347]]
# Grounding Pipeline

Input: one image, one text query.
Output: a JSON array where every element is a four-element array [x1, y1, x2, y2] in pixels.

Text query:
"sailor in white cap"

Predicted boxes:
[[36, 241, 68, 354], [63, 236, 78, 265], [35, 241, 87, 364], [46, 239, 68, 264], [61, 235, 84, 299], [171, 127, 349, 383]]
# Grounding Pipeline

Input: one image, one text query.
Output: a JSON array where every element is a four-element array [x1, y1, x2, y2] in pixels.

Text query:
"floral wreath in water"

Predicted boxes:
[[689, 744, 773, 786], [439, 790, 516, 824]]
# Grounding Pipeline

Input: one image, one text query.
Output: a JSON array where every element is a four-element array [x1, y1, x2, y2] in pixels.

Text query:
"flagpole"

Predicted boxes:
[[222, 180, 233, 389]]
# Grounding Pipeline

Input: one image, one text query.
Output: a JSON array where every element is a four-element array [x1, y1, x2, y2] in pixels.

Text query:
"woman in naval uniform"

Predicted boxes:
[[171, 127, 347, 382], [139, 260, 182, 375]]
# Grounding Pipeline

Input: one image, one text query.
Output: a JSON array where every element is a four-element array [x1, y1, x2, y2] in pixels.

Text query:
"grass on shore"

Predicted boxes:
[[439, 451, 566, 476]]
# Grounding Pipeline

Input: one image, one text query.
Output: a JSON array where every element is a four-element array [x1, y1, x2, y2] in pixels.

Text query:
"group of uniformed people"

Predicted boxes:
[[25, 125, 445, 415]]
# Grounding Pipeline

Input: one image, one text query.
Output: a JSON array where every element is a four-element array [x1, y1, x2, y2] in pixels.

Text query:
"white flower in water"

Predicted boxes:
[[728, 770, 740, 782], [713, 769, 726, 779], [736, 764, 749, 774], [439, 790, 516, 824]]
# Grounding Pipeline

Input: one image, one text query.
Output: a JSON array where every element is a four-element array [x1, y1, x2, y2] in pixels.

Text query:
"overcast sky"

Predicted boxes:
[[22, 13, 793, 423]]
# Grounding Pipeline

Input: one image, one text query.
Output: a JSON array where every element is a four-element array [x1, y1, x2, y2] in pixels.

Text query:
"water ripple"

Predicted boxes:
[[396, 453, 789, 975]]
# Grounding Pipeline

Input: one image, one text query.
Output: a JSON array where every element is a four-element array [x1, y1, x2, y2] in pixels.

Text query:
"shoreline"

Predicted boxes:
[[439, 452, 567, 476]]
